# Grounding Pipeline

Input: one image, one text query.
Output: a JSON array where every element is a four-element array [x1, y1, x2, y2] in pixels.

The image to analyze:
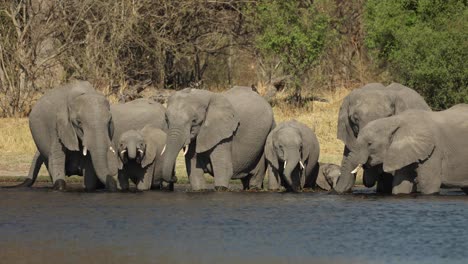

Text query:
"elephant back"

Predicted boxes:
[[111, 99, 167, 146]]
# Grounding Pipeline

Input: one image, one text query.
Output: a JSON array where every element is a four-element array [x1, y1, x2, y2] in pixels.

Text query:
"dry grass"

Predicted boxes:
[[0, 87, 350, 184]]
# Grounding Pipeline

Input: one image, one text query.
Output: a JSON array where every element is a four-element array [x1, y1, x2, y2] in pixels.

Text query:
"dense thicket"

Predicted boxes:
[[365, 0, 468, 110], [0, 0, 466, 116]]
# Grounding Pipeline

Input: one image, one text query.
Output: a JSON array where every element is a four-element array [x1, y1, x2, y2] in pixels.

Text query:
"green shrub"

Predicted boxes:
[[365, 0, 468, 109]]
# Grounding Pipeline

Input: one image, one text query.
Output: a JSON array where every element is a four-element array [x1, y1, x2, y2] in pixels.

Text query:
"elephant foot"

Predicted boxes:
[[247, 186, 263, 192], [3, 178, 34, 189], [328, 189, 352, 195], [214, 186, 229, 192], [166, 183, 175, 192], [106, 176, 118, 192], [53, 179, 67, 191]]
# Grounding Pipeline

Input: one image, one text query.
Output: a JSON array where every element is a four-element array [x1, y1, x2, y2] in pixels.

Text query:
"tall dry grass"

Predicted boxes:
[[0, 87, 350, 182]]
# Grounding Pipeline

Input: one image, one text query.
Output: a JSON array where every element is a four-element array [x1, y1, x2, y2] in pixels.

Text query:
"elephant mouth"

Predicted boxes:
[[120, 148, 145, 164]]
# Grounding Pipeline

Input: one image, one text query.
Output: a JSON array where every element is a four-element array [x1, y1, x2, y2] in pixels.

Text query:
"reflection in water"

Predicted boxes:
[[1, 186, 468, 264]]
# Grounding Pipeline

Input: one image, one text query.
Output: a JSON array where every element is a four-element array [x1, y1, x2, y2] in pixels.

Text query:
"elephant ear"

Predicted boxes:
[[390, 93, 408, 115], [141, 126, 166, 168], [337, 95, 356, 149], [264, 132, 279, 170], [56, 106, 79, 151], [196, 94, 239, 153], [383, 120, 435, 172]]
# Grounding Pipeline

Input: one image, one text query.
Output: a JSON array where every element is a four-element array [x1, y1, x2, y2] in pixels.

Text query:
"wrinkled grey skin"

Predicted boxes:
[[162, 86, 275, 191], [13, 81, 119, 191], [265, 120, 319, 192], [345, 105, 468, 195], [335, 82, 431, 193], [116, 126, 170, 191], [315, 163, 341, 191], [110, 99, 172, 191]]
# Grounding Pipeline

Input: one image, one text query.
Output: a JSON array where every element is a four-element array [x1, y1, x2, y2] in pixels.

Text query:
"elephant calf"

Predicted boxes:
[[265, 120, 320, 192], [342, 104, 468, 195], [116, 125, 170, 191], [315, 163, 341, 191]]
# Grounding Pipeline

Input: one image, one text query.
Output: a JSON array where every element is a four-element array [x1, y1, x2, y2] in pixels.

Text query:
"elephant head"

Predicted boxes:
[[336, 113, 435, 192], [265, 124, 309, 192], [335, 83, 411, 192], [117, 126, 164, 169], [161, 89, 239, 182], [316, 163, 341, 191], [56, 84, 118, 182]]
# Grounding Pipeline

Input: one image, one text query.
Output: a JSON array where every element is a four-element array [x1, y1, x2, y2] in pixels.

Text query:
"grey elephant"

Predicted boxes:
[[110, 99, 173, 191], [265, 120, 320, 192], [161, 86, 275, 191], [342, 105, 468, 195], [334, 82, 431, 193], [11, 81, 118, 191], [116, 126, 169, 191], [315, 163, 341, 191]]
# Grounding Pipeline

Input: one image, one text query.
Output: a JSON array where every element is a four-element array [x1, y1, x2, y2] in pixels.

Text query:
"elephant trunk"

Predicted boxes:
[[283, 150, 302, 192], [126, 141, 137, 160], [334, 145, 368, 193], [85, 127, 115, 181], [162, 128, 186, 183]]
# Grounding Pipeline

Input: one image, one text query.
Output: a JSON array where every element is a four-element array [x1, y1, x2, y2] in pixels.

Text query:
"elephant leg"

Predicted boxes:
[[48, 140, 67, 191], [83, 158, 99, 192], [185, 153, 207, 191], [247, 153, 266, 190], [117, 170, 130, 191], [241, 177, 251, 190], [376, 172, 393, 194], [137, 167, 153, 191], [392, 167, 416, 195], [267, 164, 281, 191], [210, 139, 233, 191], [363, 166, 379, 188], [415, 160, 442, 195]]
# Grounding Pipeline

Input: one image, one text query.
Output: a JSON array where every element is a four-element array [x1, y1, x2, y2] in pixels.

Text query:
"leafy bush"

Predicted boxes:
[[365, 0, 468, 109], [249, 0, 329, 103]]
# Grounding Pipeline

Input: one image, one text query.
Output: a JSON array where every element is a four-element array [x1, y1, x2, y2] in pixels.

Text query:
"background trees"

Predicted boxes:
[[365, 0, 468, 110], [0, 0, 466, 117]]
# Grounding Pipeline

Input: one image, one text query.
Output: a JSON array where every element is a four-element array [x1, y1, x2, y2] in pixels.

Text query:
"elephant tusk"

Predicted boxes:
[[109, 146, 115, 154], [351, 164, 362, 174], [82, 146, 87, 156], [183, 145, 189, 156], [283, 160, 287, 169], [120, 149, 127, 155], [160, 144, 166, 156], [138, 149, 144, 155], [299, 161, 305, 170]]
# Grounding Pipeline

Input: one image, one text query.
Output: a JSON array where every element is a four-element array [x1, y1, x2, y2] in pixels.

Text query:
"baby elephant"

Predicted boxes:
[[315, 163, 341, 191], [265, 120, 320, 192], [117, 125, 170, 191]]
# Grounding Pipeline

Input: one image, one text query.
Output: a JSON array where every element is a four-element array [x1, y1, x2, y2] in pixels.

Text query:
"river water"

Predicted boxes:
[[1, 185, 467, 264]]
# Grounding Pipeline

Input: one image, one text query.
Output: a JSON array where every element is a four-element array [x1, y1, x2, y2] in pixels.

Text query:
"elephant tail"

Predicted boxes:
[[4, 151, 43, 188]]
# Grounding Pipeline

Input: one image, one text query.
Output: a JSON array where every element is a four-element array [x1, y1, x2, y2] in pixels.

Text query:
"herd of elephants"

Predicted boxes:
[[8, 80, 468, 195]]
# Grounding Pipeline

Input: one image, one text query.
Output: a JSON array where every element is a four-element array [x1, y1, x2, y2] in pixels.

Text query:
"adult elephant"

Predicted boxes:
[[11, 81, 118, 191], [334, 82, 431, 193], [110, 99, 171, 190], [161, 86, 275, 191], [343, 105, 468, 195]]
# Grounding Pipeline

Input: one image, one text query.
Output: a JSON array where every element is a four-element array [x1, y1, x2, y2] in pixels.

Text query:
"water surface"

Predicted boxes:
[[1, 185, 467, 263]]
